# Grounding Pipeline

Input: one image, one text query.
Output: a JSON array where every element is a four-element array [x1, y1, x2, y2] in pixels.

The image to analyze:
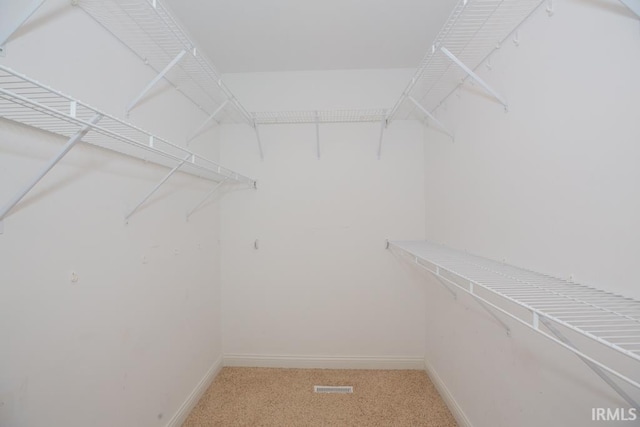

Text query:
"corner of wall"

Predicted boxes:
[[166, 356, 223, 427], [423, 356, 473, 427]]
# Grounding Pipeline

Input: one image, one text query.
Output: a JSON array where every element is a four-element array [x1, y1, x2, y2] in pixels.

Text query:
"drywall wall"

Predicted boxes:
[[219, 69, 429, 367], [0, 1, 228, 426], [420, 0, 640, 425]]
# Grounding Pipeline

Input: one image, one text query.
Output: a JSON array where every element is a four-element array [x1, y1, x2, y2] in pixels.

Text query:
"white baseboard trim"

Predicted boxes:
[[223, 354, 425, 370], [423, 356, 472, 427], [166, 355, 223, 427]]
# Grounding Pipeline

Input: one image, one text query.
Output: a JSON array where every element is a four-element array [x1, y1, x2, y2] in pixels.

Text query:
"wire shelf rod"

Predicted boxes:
[[560, 320, 639, 326], [555, 315, 640, 321], [593, 335, 640, 339], [491, 293, 636, 299], [489, 288, 634, 294], [531, 303, 640, 310], [487, 283, 630, 290], [548, 313, 640, 318], [511, 296, 639, 303], [502, 299, 637, 306]]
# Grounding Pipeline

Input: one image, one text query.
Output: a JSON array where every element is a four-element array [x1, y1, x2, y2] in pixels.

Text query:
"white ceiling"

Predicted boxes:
[[163, 0, 460, 73]]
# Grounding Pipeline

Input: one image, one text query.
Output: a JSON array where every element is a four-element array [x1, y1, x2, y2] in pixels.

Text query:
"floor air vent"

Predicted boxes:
[[314, 386, 353, 394]]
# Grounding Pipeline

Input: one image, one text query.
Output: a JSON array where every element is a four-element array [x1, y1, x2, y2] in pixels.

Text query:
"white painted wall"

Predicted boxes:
[[420, 0, 640, 425], [3, 0, 638, 426], [219, 70, 429, 366], [0, 2, 227, 426]]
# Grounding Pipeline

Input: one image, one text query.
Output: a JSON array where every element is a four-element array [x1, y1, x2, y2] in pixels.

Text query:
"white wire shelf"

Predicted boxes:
[[253, 109, 388, 125], [389, 240, 640, 398], [0, 65, 255, 185], [76, 0, 545, 129], [388, 0, 546, 122], [76, 0, 252, 125]]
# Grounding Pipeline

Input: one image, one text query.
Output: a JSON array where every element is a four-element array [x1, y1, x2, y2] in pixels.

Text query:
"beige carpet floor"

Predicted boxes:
[[182, 367, 458, 426]]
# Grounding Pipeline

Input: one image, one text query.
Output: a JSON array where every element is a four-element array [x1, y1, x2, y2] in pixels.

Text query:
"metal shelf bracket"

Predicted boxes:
[[186, 178, 228, 220], [186, 99, 229, 145], [408, 96, 454, 140], [540, 317, 639, 410], [254, 123, 264, 160], [377, 118, 386, 160], [124, 153, 191, 222], [433, 270, 458, 299], [0, 114, 102, 234], [474, 297, 512, 336], [397, 244, 511, 335], [0, 0, 46, 48], [440, 46, 508, 110], [126, 49, 187, 115]]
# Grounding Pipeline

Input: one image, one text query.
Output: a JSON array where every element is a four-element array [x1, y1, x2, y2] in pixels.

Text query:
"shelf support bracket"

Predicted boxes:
[[392, 245, 511, 335], [186, 178, 228, 220], [0, 114, 102, 234], [540, 317, 640, 410], [315, 111, 321, 159], [126, 49, 187, 115], [432, 263, 511, 335], [377, 118, 386, 160], [471, 295, 511, 336], [254, 123, 264, 160], [0, 0, 46, 49], [620, 0, 640, 17], [433, 270, 458, 299], [434, 268, 513, 337], [124, 154, 191, 222], [186, 100, 229, 145], [408, 96, 454, 140], [440, 46, 508, 110]]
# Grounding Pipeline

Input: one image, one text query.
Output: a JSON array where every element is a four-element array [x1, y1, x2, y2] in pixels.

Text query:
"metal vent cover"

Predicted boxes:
[[314, 386, 353, 394]]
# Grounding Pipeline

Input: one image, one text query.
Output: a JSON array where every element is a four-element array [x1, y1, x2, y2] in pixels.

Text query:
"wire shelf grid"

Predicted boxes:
[[77, 0, 251, 125], [389, 241, 640, 364], [388, 0, 545, 122], [0, 65, 255, 185]]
